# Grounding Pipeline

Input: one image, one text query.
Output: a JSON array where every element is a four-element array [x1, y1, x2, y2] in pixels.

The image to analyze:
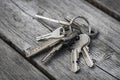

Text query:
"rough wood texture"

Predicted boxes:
[[0, 0, 120, 80], [86, 0, 120, 21], [0, 39, 49, 80]]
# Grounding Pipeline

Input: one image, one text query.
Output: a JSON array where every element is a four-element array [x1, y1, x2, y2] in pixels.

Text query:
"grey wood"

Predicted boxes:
[[86, 0, 120, 21], [0, 0, 120, 80], [0, 39, 49, 80]]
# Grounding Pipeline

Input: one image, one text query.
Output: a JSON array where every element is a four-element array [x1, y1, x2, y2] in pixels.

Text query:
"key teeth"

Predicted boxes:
[[88, 61, 94, 68], [71, 49, 80, 73], [71, 66, 80, 73], [41, 58, 46, 62]]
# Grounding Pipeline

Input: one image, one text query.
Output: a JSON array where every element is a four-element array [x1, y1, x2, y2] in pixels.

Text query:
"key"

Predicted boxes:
[[35, 15, 70, 25], [35, 15, 72, 32], [82, 41, 94, 67], [42, 43, 63, 62], [71, 34, 90, 72], [71, 49, 80, 73], [36, 27, 65, 41], [25, 38, 61, 57]]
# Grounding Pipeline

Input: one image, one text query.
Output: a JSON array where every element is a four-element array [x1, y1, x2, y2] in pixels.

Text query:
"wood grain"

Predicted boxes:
[[0, 0, 120, 80], [0, 39, 49, 80], [86, 0, 120, 21]]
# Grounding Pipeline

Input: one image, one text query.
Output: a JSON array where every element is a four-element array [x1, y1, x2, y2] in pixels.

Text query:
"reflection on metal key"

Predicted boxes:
[[36, 27, 65, 41], [71, 34, 90, 72]]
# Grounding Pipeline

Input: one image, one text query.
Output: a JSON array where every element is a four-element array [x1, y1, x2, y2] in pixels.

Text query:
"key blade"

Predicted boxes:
[[82, 47, 94, 67], [42, 44, 63, 62], [80, 34, 93, 67], [71, 49, 80, 73], [25, 39, 61, 57], [36, 27, 65, 41], [71, 34, 91, 73], [36, 33, 52, 41], [35, 15, 70, 25]]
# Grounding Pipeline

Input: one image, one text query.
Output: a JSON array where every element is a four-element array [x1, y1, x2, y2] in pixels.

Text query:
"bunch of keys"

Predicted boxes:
[[65, 16, 98, 73], [24, 15, 98, 73]]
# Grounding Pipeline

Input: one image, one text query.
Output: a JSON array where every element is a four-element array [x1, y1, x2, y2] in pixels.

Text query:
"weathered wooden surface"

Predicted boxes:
[[86, 0, 120, 21], [0, 0, 120, 80], [0, 39, 49, 80]]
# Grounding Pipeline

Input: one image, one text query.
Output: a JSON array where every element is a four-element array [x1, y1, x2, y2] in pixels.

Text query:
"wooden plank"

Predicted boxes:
[[86, 0, 120, 21], [0, 39, 49, 80], [0, 0, 120, 80]]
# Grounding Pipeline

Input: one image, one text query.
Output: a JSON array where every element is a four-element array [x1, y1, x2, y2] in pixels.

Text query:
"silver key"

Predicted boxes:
[[36, 27, 65, 41], [41, 44, 63, 62], [71, 34, 90, 72], [82, 43, 94, 67], [35, 15, 70, 25], [71, 49, 80, 73]]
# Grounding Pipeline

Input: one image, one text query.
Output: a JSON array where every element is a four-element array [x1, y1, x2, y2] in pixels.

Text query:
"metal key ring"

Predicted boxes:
[[69, 16, 91, 33]]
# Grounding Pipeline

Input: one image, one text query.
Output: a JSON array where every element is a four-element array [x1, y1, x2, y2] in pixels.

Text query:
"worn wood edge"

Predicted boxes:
[[86, 0, 120, 21]]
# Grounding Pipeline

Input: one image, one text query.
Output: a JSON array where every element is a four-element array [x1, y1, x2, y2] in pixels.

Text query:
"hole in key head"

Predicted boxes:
[[60, 28, 63, 35], [91, 30, 95, 34], [60, 28, 66, 35], [89, 28, 99, 39]]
